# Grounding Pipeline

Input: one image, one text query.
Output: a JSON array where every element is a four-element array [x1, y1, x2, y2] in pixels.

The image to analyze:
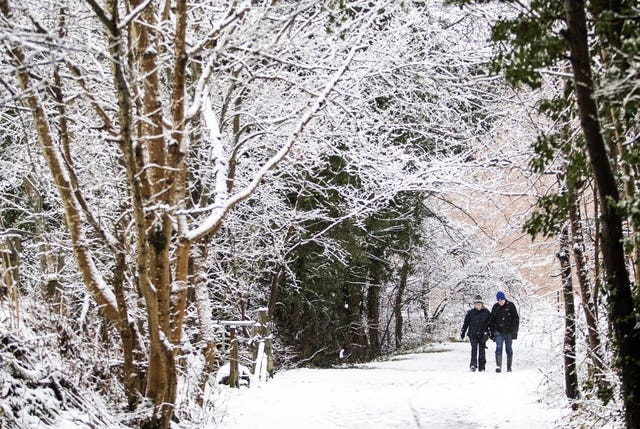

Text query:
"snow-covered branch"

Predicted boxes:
[[186, 43, 364, 242]]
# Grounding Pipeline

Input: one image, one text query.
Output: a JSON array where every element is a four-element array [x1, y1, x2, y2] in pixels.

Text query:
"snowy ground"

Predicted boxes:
[[214, 341, 566, 429]]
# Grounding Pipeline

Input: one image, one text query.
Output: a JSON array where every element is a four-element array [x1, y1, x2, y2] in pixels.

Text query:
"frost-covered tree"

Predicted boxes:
[[0, 0, 400, 425], [0, 0, 547, 426]]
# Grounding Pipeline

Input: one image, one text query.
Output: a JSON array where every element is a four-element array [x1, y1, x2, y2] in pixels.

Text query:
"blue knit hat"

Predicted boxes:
[[496, 291, 506, 301]]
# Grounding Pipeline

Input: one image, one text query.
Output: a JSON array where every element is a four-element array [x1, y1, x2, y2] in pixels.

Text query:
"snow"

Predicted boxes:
[[215, 341, 566, 429], [253, 341, 267, 386], [0, 305, 123, 429], [215, 363, 252, 386]]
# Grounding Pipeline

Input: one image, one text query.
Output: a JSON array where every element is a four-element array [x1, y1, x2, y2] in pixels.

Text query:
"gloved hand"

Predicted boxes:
[[512, 331, 518, 340], [489, 333, 495, 342], [460, 332, 465, 340]]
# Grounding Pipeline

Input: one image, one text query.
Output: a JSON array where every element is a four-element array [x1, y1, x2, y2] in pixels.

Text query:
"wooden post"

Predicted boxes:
[[258, 308, 274, 378], [251, 318, 259, 375], [229, 327, 239, 388]]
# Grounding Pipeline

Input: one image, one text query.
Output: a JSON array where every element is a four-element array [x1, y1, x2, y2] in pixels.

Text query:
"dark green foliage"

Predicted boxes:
[[454, 0, 566, 88], [274, 158, 428, 365], [490, 3, 566, 88], [523, 193, 569, 239]]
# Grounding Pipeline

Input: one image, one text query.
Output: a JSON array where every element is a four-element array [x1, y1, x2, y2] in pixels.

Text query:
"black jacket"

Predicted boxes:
[[461, 307, 491, 341], [489, 300, 519, 336]]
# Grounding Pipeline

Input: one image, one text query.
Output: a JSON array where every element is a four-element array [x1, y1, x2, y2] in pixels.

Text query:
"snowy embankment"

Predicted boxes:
[[0, 306, 120, 429], [214, 341, 566, 429]]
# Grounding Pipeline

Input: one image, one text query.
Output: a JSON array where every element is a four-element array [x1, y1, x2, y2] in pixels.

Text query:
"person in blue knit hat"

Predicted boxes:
[[489, 291, 519, 372]]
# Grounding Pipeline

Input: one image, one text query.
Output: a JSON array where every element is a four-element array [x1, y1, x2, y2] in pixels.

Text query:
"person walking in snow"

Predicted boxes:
[[489, 291, 519, 373], [460, 295, 491, 372]]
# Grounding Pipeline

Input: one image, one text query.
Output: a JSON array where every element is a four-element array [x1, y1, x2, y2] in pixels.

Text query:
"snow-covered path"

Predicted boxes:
[[215, 342, 564, 429]]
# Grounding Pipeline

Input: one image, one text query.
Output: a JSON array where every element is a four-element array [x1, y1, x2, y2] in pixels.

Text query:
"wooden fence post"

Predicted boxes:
[[229, 326, 239, 388], [251, 319, 259, 375], [258, 309, 274, 378]]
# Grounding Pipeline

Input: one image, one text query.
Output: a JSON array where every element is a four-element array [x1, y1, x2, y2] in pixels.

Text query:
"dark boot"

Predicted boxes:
[[495, 355, 502, 373], [507, 355, 513, 372]]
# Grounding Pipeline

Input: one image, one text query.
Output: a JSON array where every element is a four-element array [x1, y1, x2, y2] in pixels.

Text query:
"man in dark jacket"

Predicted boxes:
[[460, 295, 491, 372], [489, 291, 519, 373]]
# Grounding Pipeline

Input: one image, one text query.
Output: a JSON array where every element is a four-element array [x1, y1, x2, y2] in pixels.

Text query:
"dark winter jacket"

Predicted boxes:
[[461, 307, 491, 341], [489, 300, 519, 337]]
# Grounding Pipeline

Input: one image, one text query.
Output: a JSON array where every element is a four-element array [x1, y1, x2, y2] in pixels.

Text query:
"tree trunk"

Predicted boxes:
[[93, 1, 177, 425], [592, 0, 640, 290], [395, 259, 410, 350], [563, 1, 640, 425], [268, 263, 284, 321], [557, 222, 579, 404], [366, 283, 381, 357], [0, 225, 20, 328], [113, 248, 145, 409], [192, 243, 218, 399], [367, 261, 382, 357], [567, 184, 611, 400], [344, 268, 368, 362], [23, 175, 63, 307], [592, 187, 601, 319]]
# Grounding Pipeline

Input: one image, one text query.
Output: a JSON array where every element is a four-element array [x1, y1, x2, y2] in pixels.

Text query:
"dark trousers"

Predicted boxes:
[[469, 338, 487, 369]]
